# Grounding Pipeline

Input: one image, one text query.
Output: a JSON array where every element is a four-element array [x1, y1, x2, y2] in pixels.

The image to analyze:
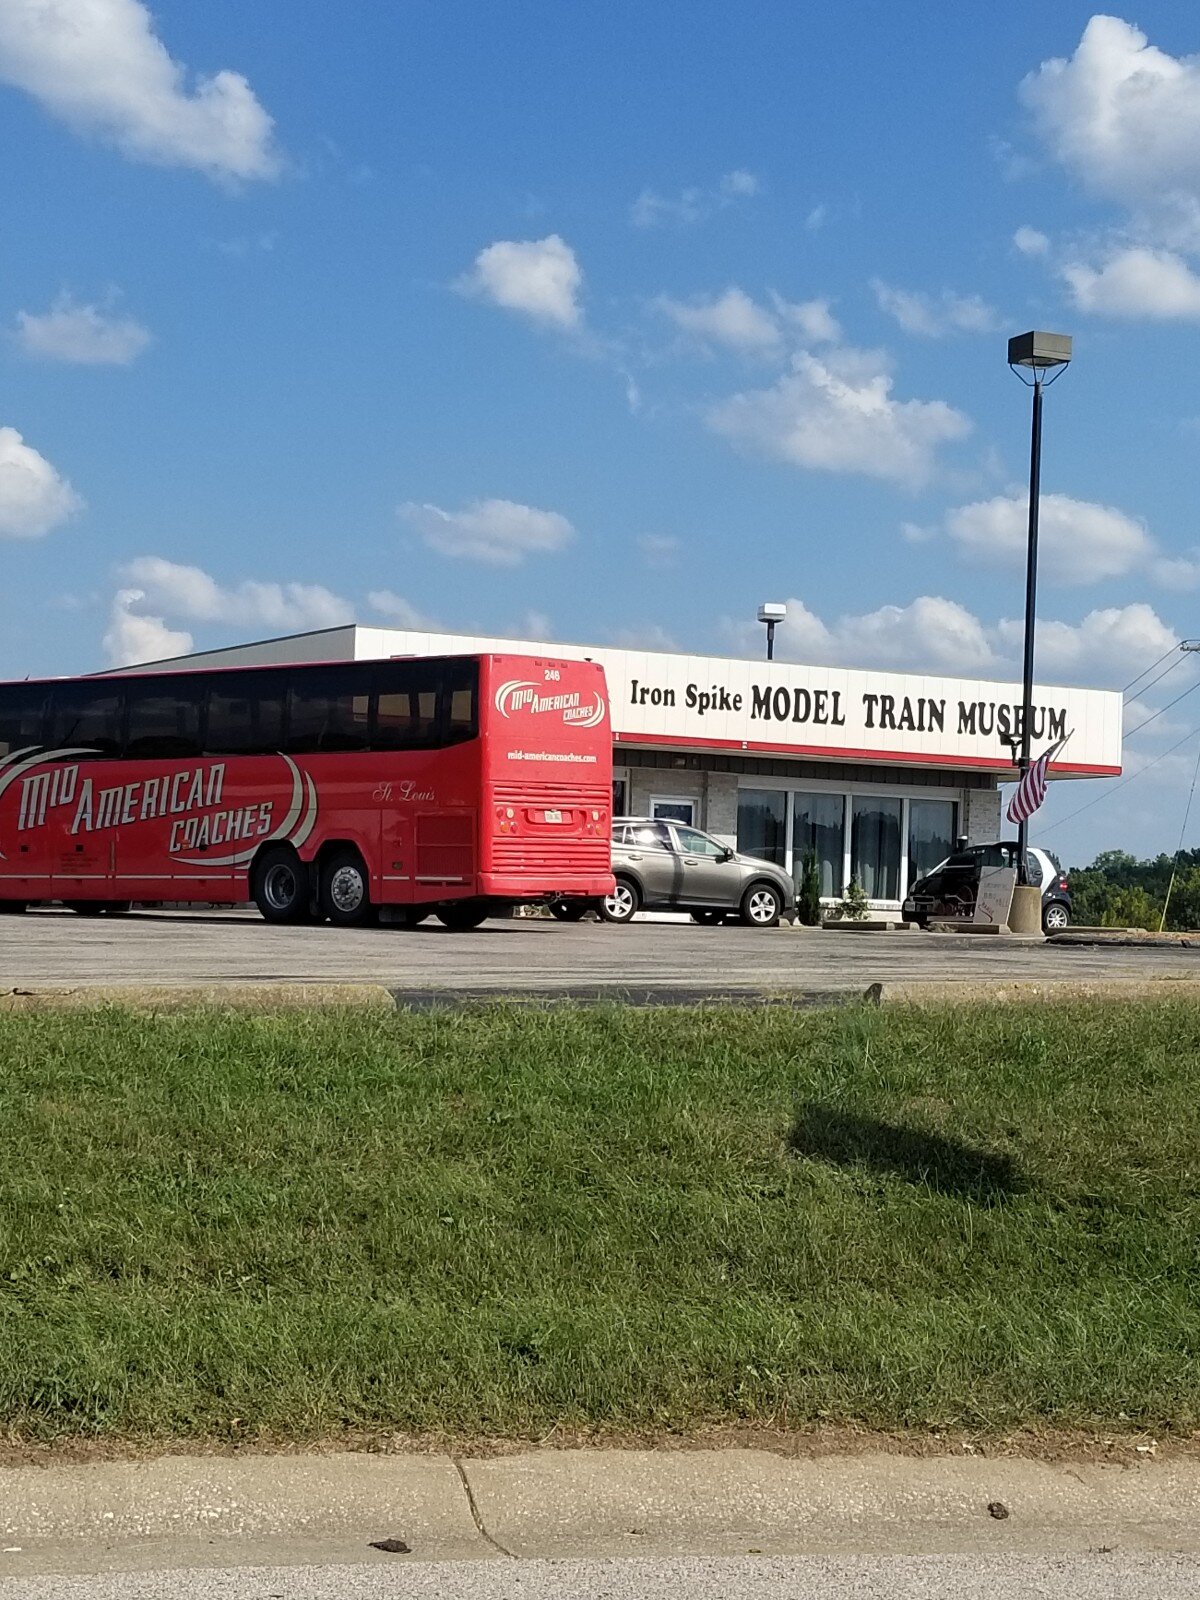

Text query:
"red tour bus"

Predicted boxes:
[[0, 653, 614, 929]]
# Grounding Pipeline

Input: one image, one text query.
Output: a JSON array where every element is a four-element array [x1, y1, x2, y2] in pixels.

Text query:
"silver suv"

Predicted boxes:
[[551, 817, 795, 927]]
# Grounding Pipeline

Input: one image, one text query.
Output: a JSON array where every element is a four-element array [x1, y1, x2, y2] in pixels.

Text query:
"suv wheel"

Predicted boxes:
[[599, 876, 639, 924], [1043, 901, 1070, 933], [740, 882, 783, 928]]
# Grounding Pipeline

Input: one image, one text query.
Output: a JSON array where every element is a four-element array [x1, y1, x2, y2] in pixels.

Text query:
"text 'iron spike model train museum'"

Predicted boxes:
[[135, 625, 1122, 914]]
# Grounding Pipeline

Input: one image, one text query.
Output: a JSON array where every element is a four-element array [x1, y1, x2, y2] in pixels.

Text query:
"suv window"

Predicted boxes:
[[1025, 852, 1044, 888], [616, 822, 670, 849], [673, 826, 726, 857]]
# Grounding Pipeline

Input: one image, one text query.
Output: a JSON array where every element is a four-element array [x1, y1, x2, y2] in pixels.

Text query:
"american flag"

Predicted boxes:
[[1006, 738, 1065, 825]]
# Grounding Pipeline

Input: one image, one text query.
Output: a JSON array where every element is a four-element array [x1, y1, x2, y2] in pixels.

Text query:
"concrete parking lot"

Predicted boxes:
[[3, 908, 1199, 999]]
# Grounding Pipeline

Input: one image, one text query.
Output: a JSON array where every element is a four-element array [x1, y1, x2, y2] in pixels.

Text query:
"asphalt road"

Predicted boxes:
[[2, 907, 1199, 997], [2, 1554, 1197, 1600]]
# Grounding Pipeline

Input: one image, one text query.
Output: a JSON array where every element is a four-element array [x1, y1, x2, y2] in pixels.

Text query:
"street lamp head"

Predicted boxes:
[[1008, 330, 1072, 370], [757, 602, 787, 624]]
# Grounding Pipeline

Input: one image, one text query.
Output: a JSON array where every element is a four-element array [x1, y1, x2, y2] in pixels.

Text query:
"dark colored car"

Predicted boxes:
[[902, 842, 1071, 933]]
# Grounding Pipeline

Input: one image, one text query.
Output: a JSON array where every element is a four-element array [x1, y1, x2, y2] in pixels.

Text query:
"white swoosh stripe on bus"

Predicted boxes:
[[172, 753, 313, 868], [0, 747, 99, 857]]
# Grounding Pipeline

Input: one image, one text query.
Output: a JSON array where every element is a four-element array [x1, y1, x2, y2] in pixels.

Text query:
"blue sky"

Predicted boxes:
[[3, 2, 1200, 864]]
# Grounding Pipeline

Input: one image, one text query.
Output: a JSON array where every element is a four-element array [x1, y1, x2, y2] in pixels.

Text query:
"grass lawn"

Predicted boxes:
[[0, 1000, 1198, 1443]]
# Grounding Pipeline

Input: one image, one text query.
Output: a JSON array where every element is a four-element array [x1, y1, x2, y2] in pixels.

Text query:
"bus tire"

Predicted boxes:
[[0, 900, 27, 915], [319, 848, 373, 928], [398, 907, 430, 928], [252, 846, 311, 924], [548, 899, 586, 922], [437, 900, 490, 931], [66, 901, 105, 917]]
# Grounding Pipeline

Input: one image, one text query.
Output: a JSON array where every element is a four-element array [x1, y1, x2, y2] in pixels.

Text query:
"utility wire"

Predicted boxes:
[[1124, 676, 1200, 741], [1123, 650, 1190, 705], [1040, 720, 1200, 836], [1158, 732, 1200, 932], [1123, 643, 1181, 695]]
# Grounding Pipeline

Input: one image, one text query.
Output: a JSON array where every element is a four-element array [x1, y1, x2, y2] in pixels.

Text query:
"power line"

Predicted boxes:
[[1040, 721, 1200, 836], [1123, 642, 1181, 695], [1158, 735, 1200, 931], [1124, 676, 1200, 741], [1123, 650, 1190, 705]]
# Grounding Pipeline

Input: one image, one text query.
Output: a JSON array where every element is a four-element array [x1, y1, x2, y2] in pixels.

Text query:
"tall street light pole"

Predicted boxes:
[[757, 602, 786, 662], [1008, 331, 1071, 885]]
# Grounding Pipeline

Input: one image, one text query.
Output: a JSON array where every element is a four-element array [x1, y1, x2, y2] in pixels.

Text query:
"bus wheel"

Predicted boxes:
[[548, 899, 586, 922], [0, 901, 28, 915], [319, 848, 373, 928], [252, 847, 311, 924], [397, 907, 430, 928], [66, 902, 105, 917], [436, 900, 490, 931]]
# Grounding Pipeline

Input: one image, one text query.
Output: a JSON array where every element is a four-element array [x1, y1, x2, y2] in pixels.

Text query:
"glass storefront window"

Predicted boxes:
[[792, 792, 845, 899], [908, 798, 956, 890], [851, 796, 902, 901], [737, 789, 787, 866]]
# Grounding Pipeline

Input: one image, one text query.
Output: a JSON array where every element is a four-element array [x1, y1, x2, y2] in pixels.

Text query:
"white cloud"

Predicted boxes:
[[708, 346, 971, 488], [399, 497, 575, 566], [657, 287, 780, 353], [631, 169, 762, 227], [637, 534, 681, 570], [0, 0, 281, 183], [993, 602, 1178, 687], [725, 592, 1178, 688], [944, 491, 1154, 584], [805, 204, 827, 232], [726, 594, 996, 675], [16, 293, 151, 364], [657, 288, 840, 355], [1014, 225, 1050, 256], [871, 279, 999, 337], [102, 588, 192, 667], [1149, 553, 1200, 589], [770, 294, 841, 343], [1021, 15, 1200, 247], [119, 556, 354, 631], [1062, 245, 1200, 319], [459, 235, 582, 329], [367, 590, 439, 629], [0, 425, 82, 538]]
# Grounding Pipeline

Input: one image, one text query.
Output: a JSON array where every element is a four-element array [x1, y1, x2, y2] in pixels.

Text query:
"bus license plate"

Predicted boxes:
[[543, 809, 564, 823]]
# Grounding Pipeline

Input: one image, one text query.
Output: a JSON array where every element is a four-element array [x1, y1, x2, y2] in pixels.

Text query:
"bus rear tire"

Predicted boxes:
[[319, 848, 373, 928], [437, 900, 489, 931], [0, 900, 27, 915], [548, 899, 586, 922], [252, 847, 311, 925], [66, 902, 105, 917]]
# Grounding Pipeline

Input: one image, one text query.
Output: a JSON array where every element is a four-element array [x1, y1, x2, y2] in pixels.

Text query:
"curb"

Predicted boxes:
[[0, 984, 398, 1013], [1, 1450, 1198, 1577], [865, 977, 1200, 1006]]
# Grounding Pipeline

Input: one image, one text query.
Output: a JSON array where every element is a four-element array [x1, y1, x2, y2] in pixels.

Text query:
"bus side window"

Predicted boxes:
[[286, 665, 372, 754], [125, 679, 203, 759], [206, 672, 287, 755], [45, 683, 124, 758], [372, 662, 442, 750], [0, 682, 46, 758], [443, 661, 479, 746]]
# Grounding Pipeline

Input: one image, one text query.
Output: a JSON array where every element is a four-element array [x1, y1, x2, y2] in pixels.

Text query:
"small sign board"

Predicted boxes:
[[975, 865, 1017, 927]]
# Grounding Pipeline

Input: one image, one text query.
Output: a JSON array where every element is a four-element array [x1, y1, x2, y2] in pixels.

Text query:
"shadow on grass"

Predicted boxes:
[[788, 1103, 1026, 1204]]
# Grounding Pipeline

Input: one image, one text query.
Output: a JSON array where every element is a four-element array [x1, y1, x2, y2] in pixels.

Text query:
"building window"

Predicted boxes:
[[851, 796, 903, 901], [792, 791, 845, 899], [908, 798, 957, 890], [651, 796, 695, 826], [737, 788, 786, 866]]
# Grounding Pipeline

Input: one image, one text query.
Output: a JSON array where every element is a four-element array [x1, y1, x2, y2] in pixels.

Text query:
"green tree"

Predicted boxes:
[[839, 878, 870, 921], [798, 850, 822, 926]]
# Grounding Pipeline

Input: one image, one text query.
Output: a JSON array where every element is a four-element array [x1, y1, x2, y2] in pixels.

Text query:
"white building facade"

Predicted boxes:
[[144, 626, 1123, 913]]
